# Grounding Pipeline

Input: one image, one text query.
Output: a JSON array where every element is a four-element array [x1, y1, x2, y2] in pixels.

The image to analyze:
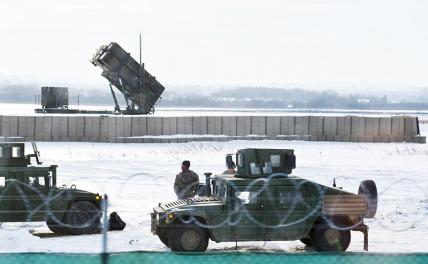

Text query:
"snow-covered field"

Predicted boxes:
[[1, 125, 427, 253]]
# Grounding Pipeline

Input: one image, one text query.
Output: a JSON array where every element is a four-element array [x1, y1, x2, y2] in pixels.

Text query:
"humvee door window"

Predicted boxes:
[[250, 163, 261, 175], [39, 177, 46, 186], [262, 162, 272, 174], [279, 190, 303, 205], [270, 155, 281, 167], [12, 147, 21, 158], [236, 191, 257, 205], [29, 177, 45, 187]]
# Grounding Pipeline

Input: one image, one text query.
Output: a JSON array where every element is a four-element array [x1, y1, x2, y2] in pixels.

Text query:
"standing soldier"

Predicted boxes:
[[174, 160, 199, 200], [222, 154, 236, 174]]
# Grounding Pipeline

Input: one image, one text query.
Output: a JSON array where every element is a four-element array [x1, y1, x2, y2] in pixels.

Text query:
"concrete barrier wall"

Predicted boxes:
[[0, 115, 424, 143], [309, 116, 324, 140], [337, 116, 351, 142], [237, 116, 251, 136]]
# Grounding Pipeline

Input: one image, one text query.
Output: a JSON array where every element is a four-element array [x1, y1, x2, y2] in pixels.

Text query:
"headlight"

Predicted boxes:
[[156, 214, 159, 223], [168, 212, 176, 219], [165, 212, 176, 223]]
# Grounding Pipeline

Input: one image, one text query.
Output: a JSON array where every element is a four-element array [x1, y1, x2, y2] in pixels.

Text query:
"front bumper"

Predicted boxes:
[[151, 207, 166, 235], [352, 223, 369, 251], [151, 212, 158, 234]]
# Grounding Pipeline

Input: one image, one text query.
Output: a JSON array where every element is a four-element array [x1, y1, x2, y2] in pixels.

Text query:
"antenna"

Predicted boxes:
[[139, 33, 142, 69], [31, 141, 42, 165], [139, 33, 144, 105]]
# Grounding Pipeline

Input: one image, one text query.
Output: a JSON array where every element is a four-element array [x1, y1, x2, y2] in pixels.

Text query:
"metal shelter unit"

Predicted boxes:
[[40, 87, 69, 109]]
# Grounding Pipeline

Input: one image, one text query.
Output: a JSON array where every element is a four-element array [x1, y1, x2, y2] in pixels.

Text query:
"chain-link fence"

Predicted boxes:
[[1, 141, 428, 263]]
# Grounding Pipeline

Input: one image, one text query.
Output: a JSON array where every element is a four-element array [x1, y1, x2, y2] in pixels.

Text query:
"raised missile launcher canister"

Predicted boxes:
[[91, 42, 165, 115]]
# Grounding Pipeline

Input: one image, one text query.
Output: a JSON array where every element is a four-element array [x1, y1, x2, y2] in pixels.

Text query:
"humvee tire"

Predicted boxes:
[[300, 237, 312, 247], [158, 232, 170, 247], [168, 224, 208, 252], [310, 226, 351, 252], [64, 201, 101, 235], [358, 180, 378, 218], [46, 219, 68, 234]]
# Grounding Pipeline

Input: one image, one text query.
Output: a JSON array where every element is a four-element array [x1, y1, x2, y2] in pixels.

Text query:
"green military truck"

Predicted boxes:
[[151, 148, 378, 252], [0, 142, 102, 235]]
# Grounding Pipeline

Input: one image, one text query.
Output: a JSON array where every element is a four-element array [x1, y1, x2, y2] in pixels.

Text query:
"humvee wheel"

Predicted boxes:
[[168, 225, 208, 252], [158, 232, 170, 247], [310, 226, 350, 252], [358, 180, 378, 218], [300, 237, 312, 247], [64, 201, 101, 235], [46, 220, 67, 234]]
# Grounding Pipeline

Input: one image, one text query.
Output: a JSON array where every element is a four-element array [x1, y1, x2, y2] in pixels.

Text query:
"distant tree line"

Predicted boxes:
[[1, 84, 428, 110], [158, 87, 428, 110]]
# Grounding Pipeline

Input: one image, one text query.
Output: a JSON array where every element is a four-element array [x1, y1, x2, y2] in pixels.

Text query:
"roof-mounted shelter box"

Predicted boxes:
[[0, 143, 29, 167], [91, 42, 165, 115], [235, 148, 296, 178]]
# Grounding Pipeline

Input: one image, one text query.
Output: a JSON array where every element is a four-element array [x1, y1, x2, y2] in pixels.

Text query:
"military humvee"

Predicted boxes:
[[0, 142, 102, 235], [151, 148, 378, 252]]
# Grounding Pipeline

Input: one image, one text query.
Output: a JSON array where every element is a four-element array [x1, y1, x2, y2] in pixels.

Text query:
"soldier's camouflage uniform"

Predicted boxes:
[[174, 170, 199, 200]]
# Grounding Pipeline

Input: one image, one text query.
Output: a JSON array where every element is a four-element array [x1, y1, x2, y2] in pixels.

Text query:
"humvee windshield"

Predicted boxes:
[[213, 181, 227, 200], [0, 175, 52, 189], [28, 176, 51, 188]]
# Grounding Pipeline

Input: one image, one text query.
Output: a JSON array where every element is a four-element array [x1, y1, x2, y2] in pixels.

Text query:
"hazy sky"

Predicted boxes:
[[1, 0, 427, 92]]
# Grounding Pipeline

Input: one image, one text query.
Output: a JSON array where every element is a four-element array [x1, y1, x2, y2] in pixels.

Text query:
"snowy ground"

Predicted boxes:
[[0, 124, 427, 253]]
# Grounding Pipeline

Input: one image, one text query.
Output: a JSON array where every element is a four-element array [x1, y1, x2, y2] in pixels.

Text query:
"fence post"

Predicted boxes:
[[101, 194, 109, 264]]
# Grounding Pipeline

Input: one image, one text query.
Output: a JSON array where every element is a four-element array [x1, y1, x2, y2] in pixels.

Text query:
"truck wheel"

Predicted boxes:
[[64, 201, 101, 235], [310, 226, 350, 252], [168, 225, 208, 252], [300, 237, 312, 247], [46, 220, 67, 234], [358, 180, 378, 218], [158, 232, 170, 248]]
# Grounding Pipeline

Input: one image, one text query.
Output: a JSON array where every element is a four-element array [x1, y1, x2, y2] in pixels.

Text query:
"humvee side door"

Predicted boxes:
[[265, 182, 319, 240], [0, 175, 19, 222], [229, 186, 266, 240], [14, 175, 49, 222]]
